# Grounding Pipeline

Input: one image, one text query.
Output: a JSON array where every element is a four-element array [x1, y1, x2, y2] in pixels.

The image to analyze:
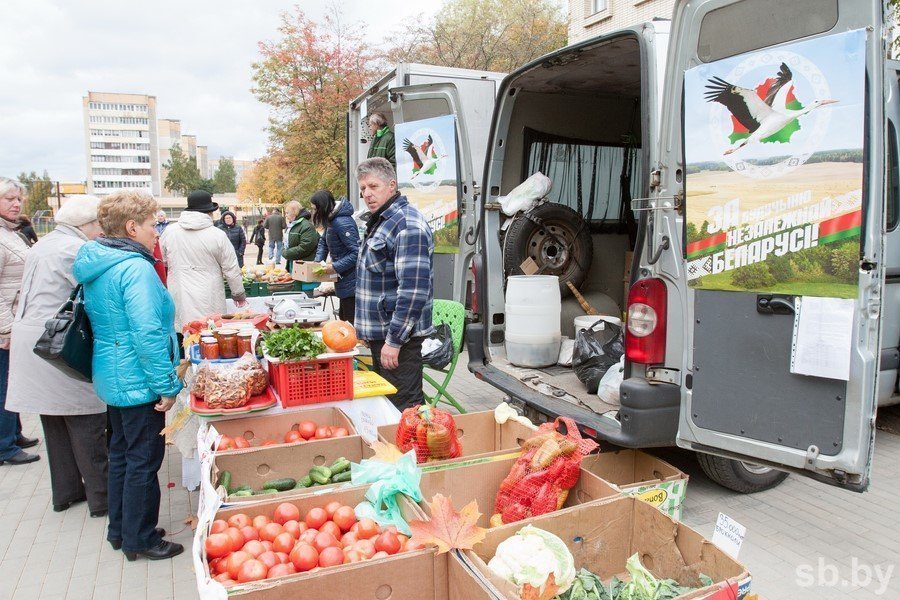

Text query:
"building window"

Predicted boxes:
[[592, 0, 608, 12]]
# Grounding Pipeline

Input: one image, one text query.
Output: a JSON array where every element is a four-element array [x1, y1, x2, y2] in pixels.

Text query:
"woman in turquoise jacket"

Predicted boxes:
[[73, 191, 184, 562]]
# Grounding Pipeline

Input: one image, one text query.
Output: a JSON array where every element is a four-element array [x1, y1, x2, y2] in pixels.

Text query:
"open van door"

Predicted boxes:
[[661, 0, 886, 491]]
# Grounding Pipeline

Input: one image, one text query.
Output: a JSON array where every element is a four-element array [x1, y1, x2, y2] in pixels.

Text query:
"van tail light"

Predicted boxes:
[[625, 278, 667, 364]]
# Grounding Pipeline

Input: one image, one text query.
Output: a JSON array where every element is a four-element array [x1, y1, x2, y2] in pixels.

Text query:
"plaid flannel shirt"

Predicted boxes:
[[355, 195, 435, 347]]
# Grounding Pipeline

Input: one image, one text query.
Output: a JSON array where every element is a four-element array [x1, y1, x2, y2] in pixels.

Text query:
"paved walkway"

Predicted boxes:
[[1, 354, 897, 599]]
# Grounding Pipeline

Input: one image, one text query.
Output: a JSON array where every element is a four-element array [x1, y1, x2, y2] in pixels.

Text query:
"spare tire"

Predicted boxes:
[[503, 203, 593, 298]]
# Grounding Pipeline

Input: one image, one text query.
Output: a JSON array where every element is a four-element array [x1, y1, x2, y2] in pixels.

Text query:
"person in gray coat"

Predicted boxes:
[[5, 196, 110, 515]]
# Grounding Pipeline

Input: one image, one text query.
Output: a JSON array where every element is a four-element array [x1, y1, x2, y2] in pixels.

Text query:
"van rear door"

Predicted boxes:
[[662, 0, 886, 491]]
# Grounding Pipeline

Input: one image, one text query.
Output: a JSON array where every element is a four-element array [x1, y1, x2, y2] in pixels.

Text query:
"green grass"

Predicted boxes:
[[694, 271, 857, 299], [434, 244, 459, 254]]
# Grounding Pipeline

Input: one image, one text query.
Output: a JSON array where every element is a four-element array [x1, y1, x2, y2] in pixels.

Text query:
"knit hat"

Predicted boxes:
[[55, 195, 101, 227]]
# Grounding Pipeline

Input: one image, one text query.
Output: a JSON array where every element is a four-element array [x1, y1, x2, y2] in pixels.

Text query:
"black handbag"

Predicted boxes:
[[33, 285, 93, 382]]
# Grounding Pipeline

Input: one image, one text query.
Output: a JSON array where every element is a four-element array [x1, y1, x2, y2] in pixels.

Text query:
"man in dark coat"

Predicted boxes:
[[264, 209, 286, 264]]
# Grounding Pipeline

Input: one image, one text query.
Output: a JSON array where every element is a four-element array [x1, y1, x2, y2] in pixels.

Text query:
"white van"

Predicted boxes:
[[468, 0, 897, 494]]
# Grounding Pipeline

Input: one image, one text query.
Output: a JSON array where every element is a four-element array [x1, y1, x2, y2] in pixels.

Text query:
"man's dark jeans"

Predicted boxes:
[[0, 348, 23, 462], [370, 337, 424, 412], [107, 402, 165, 552]]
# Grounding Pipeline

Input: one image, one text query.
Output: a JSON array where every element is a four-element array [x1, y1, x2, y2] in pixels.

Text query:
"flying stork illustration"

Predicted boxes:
[[403, 135, 446, 178], [704, 63, 838, 155]]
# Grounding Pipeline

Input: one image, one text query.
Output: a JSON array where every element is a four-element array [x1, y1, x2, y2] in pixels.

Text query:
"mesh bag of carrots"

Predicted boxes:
[[491, 417, 598, 526], [395, 404, 462, 463]]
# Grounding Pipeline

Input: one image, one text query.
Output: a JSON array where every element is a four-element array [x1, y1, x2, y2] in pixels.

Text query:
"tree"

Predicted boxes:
[[163, 144, 202, 196], [213, 158, 237, 193], [252, 6, 377, 199], [17, 170, 53, 216], [731, 262, 774, 289], [388, 0, 567, 72], [237, 155, 301, 206]]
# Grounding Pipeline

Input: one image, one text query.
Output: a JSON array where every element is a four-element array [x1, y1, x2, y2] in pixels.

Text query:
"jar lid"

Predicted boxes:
[[237, 331, 253, 337], [201, 336, 217, 343], [200, 329, 214, 336], [217, 329, 238, 335]]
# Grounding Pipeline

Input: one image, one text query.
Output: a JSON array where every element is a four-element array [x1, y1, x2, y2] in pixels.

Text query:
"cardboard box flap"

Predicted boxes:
[[583, 450, 684, 488]]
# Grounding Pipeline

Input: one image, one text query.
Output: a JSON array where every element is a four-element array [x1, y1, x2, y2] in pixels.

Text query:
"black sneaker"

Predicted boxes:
[[0, 451, 39, 465]]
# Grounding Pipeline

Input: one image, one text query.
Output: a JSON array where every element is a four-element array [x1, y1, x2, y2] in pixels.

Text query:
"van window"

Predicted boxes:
[[889, 121, 899, 231], [697, 0, 837, 63], [526, 134, 641, 223]]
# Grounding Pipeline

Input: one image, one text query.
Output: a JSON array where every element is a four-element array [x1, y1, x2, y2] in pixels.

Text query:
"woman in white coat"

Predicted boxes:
[[6, 196, 109, 515], [159, 191, 247, 332]]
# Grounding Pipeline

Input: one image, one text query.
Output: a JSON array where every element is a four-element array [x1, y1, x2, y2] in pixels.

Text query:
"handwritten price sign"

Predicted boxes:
[[712, 513, 746, 558]]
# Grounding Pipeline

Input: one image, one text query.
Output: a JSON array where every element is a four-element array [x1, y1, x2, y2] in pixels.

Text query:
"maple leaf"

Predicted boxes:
[[520, 573, 558, 600], [369, 440, 404, 463], [408, 494, 486, 554]]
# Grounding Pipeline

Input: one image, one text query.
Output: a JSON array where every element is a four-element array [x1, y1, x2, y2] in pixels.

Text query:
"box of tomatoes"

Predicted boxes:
[[210, 407, 358, 452], [196, 486, 450, 599]]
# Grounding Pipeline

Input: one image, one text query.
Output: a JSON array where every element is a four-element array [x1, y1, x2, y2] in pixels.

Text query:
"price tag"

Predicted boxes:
[[712, 512, 746, 558], [356, 409, 379, 444]]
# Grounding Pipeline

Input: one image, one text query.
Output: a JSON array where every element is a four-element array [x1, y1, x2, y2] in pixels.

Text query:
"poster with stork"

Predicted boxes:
[[394, 115, 460, 253], [683, 29, 866, 298]]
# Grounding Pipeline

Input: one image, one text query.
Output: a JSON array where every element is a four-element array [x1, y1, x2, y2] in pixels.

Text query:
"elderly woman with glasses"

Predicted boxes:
[[6, 196, 109, 514]]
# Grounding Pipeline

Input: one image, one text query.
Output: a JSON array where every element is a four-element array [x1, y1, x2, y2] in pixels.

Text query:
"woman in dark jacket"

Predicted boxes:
[[251, 219, 266, 265], [310, 190, 360, 323], [217, 211, 246, 267]]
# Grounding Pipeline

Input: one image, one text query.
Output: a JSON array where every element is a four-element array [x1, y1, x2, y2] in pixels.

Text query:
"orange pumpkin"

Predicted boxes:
[[321, 320, 358, 353]]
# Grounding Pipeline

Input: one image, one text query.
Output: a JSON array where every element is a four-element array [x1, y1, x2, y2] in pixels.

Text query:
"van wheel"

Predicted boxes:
[[503, 203, 593, 298], [696, 453, 789, 493]]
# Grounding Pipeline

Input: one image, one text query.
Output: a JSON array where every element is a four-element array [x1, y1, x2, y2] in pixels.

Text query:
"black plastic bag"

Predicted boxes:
[[572, 319, 624, 394], [422, 323, 453, 369]]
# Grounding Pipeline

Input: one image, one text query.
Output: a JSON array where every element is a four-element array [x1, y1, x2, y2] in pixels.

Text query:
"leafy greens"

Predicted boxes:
[[262, 327, 326, 361]]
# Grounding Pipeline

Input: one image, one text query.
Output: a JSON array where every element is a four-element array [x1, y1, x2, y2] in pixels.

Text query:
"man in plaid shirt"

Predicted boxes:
[[355, 158, 434, 410]]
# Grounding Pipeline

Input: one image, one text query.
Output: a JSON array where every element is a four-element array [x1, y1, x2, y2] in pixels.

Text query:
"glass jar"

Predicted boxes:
[[217, 329, 239, 359], [200, 336, 220, 360], [237, 331, 254, 357]]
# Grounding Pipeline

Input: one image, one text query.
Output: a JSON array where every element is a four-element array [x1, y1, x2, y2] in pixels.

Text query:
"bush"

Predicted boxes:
[[731, 262, 775, 289], [830, 242, 859, 282], [768, 254, 794, 283]]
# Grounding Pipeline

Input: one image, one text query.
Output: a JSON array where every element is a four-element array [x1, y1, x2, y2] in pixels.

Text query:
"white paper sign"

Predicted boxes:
[[791, 296, 855, 380], [712, 513, 746, 558]]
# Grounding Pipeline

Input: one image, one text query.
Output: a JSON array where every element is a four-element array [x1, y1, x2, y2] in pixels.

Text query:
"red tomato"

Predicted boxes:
[[225, 551, 252, 579], [320, 521, 342, 540], [290, 543, 319, 572], [344, 549, 363, 563], [340, 531, 359, 547], [267, 563, 296, 578], [405, 538, 428, 551], [356, 518, 379, 540], [262, 439, 278, 446], [332, 506, 356, 533], [372, 551, 389, 560], [396, 534, 409, 552], [304, 507, 328, 530], [260, 522, 285, 543], [257, 551, 279, 569], [299, 528, 318, 545], [318, 546, 345, 568], [217, 435, 234, 451], [315, 426, 332, 439], [260, 540, 274, 552], [349, 522, 360, 535], [282, 520, 302, 539], [205, 533, 231, 559], [210, 519, 228, 535], [324, 501, 342, 519], [239, 526, 259, 543], [383, 525, 398, 535], [252, 515, 271, 530], [241, 540, 266, 558], [227, 513, 251, 529], [233, 436, 251, 449], [374, 531, 401, 555], [273, 502, 300, 525], [298, 421, 317, 440], [237, 559, 268, 583], [213, 572, 232, 583], [273, 532, 295, 554], [223, 527, 245, 553], [208, 557, 224, 574], [313, 531, 339, 553], [354, 539, 376, 559], [331, 427, 349, 438], [275, 551, 290, 564], [284, 430, 304, 444]]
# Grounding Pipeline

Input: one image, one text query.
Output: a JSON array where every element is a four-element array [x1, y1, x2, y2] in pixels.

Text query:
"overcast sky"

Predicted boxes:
[[0, 0, 448, 182]]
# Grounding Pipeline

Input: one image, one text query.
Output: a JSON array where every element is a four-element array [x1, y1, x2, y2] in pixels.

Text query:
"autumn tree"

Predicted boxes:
[[18, 170, 53, 215], [251, 6, 377, 199], [237, 155, 301, 207], [388, 0, 567, 73]]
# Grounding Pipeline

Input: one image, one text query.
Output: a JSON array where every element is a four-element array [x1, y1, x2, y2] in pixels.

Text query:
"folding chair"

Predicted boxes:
[[423, 299, 467, 413]]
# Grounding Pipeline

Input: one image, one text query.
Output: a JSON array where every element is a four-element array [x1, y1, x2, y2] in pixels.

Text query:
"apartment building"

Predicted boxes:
[[157, 118, 182, 194], [82, 91, 160, 195], [568, 0, 675, 42]]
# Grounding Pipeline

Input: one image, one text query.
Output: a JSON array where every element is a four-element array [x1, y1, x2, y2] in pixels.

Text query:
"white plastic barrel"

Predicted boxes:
[[505, 275, 562, 367]]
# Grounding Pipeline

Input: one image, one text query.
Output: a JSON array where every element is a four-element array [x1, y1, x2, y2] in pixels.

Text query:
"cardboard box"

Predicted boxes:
[[202, 487, 448, 599], [414, 455, 620, 528], [210, 407, 357, 450], [460, 496, 752, 600], [291, 260, 339, 283], [581, 450, 689, 520], [212, 435, 372, 503], [378, 410, 537, 468]]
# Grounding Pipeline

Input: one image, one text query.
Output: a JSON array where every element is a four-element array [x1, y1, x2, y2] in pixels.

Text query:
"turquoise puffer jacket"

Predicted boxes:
[[73, 242, 183, 407]]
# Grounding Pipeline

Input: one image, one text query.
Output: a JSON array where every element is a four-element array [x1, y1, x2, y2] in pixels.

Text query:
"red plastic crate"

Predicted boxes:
[[267, 356, 354, 407]]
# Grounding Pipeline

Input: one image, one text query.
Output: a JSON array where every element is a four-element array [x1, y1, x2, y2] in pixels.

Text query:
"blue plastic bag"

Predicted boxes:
[[351, 451, 423, 536]]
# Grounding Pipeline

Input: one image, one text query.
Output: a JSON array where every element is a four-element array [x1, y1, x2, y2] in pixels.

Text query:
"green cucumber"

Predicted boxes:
[[230, 490, 253, 497], [331, 471, 352, 483], [309, 466, 332, 485], [255, 488, 279, 495], [263, 477, 297, 492], [329, 457, 351, 475], [216, 470, 231, 491], [295, 475, 313, 489]]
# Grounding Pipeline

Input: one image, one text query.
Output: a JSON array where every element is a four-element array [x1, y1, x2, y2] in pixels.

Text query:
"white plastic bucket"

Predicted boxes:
[[505, 275, 561, 367], [573, 314, 623, 336]]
